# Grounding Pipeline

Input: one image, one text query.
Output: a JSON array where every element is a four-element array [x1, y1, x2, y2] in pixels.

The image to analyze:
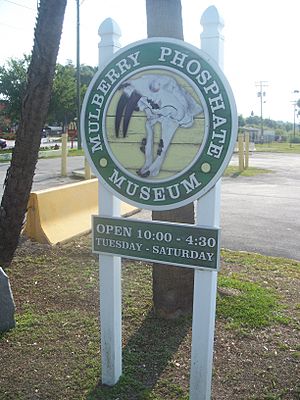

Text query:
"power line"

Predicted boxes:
[[1, 0, 35, 11], [0, 0, 37, 30], [255, 81, 269, 92]]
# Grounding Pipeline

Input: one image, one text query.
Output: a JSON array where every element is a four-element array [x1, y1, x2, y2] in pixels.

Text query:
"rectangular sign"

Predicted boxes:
[[92, 216, 220, 271]]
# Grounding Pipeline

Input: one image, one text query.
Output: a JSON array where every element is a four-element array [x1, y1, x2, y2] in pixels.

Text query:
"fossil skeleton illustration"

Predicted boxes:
[[115, 74, 203, 177]]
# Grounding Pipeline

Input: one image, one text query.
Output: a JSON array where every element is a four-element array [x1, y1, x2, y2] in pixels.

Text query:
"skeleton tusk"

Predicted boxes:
[[123, 91, 142, 137], [115, 93, 128, 138]]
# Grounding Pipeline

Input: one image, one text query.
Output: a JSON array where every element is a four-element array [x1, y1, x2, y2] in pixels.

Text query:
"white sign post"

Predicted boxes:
[[98, 18, 122, 386], [190, 7, 224, 400]]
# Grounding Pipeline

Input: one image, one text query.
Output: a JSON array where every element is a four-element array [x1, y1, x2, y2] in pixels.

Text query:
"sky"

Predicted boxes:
[[0, 0, 299, 123]]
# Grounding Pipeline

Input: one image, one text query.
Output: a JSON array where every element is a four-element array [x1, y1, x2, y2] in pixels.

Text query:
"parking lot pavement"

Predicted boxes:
[[134, 153, 300, 261], [1, 152, 299, 261], [0, 156, 84, 198], [220, 153, 300, 260]]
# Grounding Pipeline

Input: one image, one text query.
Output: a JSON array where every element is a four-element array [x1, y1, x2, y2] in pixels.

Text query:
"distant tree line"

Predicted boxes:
[[0, 55, 97, 131], [238, 113, 300, 143], [1, 55, 299, 140], [238, 114, 294, 132]]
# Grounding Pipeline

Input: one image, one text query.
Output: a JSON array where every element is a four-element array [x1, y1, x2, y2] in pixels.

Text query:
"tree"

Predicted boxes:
[[48, 62, 77, 127], [245, 114, 261, 126], [0, 106, 11, 133], [0, 56, 30, 123], [264, 118, 277, 129], [238, 114, 245, 127], [146, 0, 184, 39], [0, 0, 67, 267], [80, 64, 97, 87], [146, 0, 194, 319], [0, 58, 96, 129], [48, 62, 96, 127]]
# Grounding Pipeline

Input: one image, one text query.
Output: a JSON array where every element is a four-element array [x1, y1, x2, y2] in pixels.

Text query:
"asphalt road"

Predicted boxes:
[[221, 153, 300, 261], [0, 152, 299, 261], [0, 156, 84, 196]]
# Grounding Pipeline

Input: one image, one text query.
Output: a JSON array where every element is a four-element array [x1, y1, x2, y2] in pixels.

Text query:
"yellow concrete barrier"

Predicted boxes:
[[24, 179, 139, 245]]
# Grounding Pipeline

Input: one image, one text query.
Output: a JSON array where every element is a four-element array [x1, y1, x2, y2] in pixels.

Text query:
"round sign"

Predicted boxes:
[[81, 38, 237, 210]]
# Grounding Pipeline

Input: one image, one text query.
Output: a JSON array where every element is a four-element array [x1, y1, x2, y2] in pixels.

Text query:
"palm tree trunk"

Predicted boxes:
[[146, 0, 184, 39], [146, 0, 195, 319], [0, 0, 67, 267]]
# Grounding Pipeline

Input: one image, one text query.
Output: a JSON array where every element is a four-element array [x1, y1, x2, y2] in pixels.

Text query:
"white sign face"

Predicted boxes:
[[81, 38, 237, 210]]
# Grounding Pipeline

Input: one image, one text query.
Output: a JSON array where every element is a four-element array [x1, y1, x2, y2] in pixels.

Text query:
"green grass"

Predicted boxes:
[[1, 308, 100, 398], [221, 249, 300, 276], [223, 166, 273, 177], [68, 148, 84, 156], [0, 147, 84, 163], [0, 240, 299, 400], [217, 275, 287, 330], [255, 142, 300, 153]]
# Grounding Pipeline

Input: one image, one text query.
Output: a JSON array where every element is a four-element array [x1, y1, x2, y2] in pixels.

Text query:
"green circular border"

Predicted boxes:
[[81, 38, 237, 210]]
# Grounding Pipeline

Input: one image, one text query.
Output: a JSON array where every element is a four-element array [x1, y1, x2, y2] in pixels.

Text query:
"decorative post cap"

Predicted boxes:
[[200, 5, 224, 36], [98, 18, 122, 47]]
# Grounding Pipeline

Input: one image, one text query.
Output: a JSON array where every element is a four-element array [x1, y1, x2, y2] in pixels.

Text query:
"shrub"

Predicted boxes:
[[0, 132, 16, 140], [289, 136, 300, 144]]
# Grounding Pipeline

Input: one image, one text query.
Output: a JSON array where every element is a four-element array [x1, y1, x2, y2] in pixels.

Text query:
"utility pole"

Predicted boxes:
[[292, 90, 299, 139], [76, 0, 81, 149], [255, 81, 268, 143]]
